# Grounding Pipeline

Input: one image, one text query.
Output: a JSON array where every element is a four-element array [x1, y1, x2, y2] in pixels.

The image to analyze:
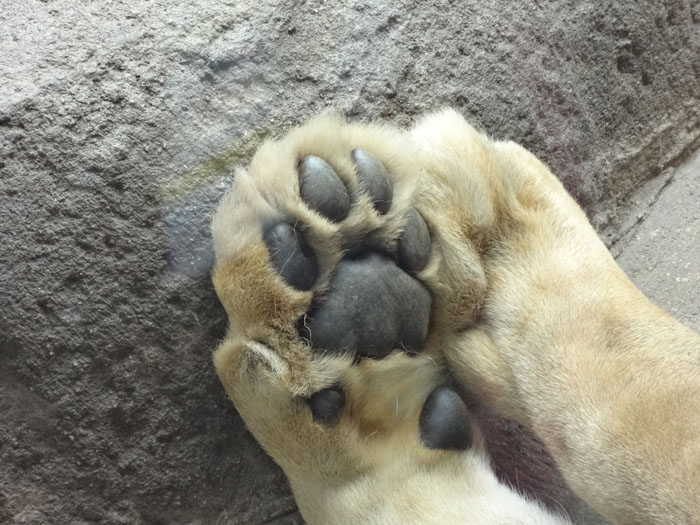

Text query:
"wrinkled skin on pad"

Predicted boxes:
[[299, 252, 432, 359]]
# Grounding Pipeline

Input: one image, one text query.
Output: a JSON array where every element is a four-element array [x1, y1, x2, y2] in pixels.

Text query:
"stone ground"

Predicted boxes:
[[616, 148, 700, 333], [1, 1, 698, 523]]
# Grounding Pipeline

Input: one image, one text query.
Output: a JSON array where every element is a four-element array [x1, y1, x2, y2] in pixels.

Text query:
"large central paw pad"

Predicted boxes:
[[265, 149, 433, 360], [301, 253, 431, 359]]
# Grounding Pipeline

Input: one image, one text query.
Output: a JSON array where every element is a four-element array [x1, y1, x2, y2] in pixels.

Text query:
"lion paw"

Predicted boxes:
[[210, 110, 568, 524], [211, 111, 462, 441]]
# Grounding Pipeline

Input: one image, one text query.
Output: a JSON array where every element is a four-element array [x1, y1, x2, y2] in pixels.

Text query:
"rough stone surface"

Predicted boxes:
[[1, 0, 699, 523]]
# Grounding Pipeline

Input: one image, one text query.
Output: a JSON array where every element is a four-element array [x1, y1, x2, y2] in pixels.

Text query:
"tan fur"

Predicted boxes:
[[211, 109, 700, 524]]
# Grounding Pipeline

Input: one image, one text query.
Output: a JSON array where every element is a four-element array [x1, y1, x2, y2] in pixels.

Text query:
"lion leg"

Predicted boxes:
[[409, 109, 700, 524]]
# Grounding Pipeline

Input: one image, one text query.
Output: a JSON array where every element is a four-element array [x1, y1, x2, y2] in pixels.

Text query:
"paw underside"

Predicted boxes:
[[270, 150, 431, 360], [269, 149, 470, 449], [216, 138, 472, 451]]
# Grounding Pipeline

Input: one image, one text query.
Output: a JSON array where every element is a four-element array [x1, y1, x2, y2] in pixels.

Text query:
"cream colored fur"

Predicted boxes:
[[211, 109, 700, 524]]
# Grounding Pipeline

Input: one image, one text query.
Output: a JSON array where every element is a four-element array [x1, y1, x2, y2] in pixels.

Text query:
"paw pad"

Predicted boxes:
[[352, 149, 393, 215], [307, 385, 346, 424], [300, 253, 431, 359], [419, 387, 473, 451], [263, 223, 319, 291], [397, 208, 431, 273], [299, 156, 350, 222]]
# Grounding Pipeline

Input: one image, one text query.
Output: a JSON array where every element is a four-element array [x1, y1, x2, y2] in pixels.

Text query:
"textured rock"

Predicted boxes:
[[1, 0, 699, 523]]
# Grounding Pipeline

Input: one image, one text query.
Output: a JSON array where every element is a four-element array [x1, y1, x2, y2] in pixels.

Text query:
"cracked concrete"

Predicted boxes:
[[615, 148, 700, 332], [1, 0, 699, 523]]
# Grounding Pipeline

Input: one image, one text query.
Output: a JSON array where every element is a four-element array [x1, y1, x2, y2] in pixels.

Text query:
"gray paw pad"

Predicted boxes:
[[263, 223, 318, 291], [397, 208, 431, 272], [419, 387, 472, 451], [308, 385, 345, 424], [299, 156, 350, 222], [352, 149, 393, 214], [300, 253, 431, 359]]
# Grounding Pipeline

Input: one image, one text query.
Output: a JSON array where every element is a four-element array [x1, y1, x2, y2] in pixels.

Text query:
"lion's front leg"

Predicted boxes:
[[409, 110, 700, 524]]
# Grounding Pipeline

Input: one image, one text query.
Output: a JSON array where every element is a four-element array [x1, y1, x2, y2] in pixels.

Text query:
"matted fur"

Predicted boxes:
[[211, 109, 700, 524]]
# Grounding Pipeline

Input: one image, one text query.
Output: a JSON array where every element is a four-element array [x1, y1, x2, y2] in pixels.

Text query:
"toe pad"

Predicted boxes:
[[263, 223, 318, 291], [308, 386, 345, 424], [419, 387, 472, 451], [397, 208, 431, 273], [299, 156, 350, 222], [352, 149, 393, 215]]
